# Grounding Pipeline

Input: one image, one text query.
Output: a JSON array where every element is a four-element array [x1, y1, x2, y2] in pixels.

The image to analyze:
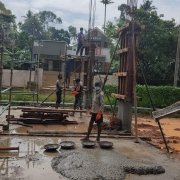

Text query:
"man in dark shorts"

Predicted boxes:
[[55, 74, 62, 109], [81, 81, 104, 142], [71, 78, 83, 116], [76, 27, 85, 56]]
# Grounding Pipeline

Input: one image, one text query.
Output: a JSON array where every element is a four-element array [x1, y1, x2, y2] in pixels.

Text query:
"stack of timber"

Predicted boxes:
[[7, 107, 86, 125]]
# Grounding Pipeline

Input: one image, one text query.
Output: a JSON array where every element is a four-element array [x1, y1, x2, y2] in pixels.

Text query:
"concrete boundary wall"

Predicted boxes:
[[42, 71, 118, 88], [2, 69, 43, 88]]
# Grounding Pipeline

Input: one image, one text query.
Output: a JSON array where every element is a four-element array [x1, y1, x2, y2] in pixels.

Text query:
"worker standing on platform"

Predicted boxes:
[[76, 27, 85, 56], [81, 82, 104, 142], [71, 78, 83, 116], [55, 74, 62, 109]]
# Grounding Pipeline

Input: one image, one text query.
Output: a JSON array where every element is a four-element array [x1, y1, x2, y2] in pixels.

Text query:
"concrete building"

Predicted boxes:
[[33, 27, 110, 73]]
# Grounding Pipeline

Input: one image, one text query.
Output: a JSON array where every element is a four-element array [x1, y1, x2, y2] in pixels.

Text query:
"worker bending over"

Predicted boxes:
[[81, 82, 104, 142]]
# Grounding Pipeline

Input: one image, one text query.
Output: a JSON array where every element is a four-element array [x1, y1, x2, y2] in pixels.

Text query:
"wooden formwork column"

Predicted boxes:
[[83, 44, 96, 109], [112, 22, 141, 131]]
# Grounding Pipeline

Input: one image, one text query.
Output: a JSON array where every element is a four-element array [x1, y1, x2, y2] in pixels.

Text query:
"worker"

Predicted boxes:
[[55, 74, 62, 109], [76, 27, 85, 56], [71, 78, 83, 117], [81, 82, 104, 142]]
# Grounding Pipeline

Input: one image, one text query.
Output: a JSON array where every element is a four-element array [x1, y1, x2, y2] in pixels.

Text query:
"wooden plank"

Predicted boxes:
[[113, 72, 127, 77], [116, 48, 128, 55], [111, 93, 126, 100], [115, 22, 130, 34], [152, 101, 180, 119], [0, 147, 19, 151], [17, 107, 86, 113]]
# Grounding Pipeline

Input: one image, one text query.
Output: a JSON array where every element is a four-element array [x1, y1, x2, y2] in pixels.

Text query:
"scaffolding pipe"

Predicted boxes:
[[1, 87, 12, 93], [0, 104, 10, 115], [2, 92, 37, 95], [7, 46, 14, 126]]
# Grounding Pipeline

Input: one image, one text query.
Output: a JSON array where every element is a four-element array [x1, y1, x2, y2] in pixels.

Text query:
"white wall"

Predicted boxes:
[[2, 69, 43, 88]]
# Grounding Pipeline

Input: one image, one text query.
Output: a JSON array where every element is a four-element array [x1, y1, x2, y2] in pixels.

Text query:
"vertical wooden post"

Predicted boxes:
[[0, 27, 4, 101], [173, 25, 180, 87]]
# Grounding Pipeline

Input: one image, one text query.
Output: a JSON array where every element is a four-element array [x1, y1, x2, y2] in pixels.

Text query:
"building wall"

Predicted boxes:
[[2, 69, 43, 88], [34, 41, 67, 56]]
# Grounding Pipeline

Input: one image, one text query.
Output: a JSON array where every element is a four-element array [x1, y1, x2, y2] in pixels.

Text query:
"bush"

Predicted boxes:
[[104, 84, 180, 108]]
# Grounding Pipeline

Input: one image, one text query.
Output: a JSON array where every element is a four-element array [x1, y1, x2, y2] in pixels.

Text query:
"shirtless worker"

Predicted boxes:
[[55, 74, 62, 109]]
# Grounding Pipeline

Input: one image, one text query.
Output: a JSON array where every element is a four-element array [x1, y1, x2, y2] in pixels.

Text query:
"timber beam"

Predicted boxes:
[[116, 48, 128, 55], [113, 72, 127, 77]]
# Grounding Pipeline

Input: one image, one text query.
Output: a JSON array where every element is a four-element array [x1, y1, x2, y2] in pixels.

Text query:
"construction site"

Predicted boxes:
[[0, 0, 180, 180]]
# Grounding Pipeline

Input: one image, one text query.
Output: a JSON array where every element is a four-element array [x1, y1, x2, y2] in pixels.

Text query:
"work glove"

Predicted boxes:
[[89, 109, 92, 115], [71, 90, 79, 95], [96, 111, 102, 121]]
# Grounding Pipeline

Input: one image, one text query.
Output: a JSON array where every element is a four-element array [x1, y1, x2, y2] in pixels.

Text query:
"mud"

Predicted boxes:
[[132, 116, 180, 160], [51, 150, 165, 180]]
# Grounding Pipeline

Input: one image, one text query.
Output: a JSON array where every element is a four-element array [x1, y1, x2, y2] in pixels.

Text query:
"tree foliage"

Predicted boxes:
[[100, 0, 114, 32], [105, 0, 179, 81]]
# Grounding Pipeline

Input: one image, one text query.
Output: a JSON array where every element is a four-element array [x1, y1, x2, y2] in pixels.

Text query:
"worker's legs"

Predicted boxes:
[[78, 98, 83, 117], [70, 97, 77, 116], [97, 122, 102, 142], [55, 91, 61, 109], [80, 46, 84, 56], [81, 113, 96, 141], [81, 120, 94, 140], [76, 43, 83, 56], [65, 73, 70, 88]]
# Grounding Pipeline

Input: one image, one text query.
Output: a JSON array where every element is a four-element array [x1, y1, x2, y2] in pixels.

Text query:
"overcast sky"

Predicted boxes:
[[2, 0, 180, 31]]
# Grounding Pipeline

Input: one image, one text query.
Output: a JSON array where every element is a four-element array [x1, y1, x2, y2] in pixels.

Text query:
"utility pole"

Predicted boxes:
[[29, 17, 35, 88], [174, 25, 180, 87], [0, 26, 4, 101]]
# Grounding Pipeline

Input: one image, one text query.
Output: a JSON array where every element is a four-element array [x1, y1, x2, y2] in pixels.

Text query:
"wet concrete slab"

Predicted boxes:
[[0, 109, 180, 179], [0, 136, 179, 180]]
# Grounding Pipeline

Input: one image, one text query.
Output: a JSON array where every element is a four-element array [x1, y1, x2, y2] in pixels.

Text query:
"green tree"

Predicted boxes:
[[118, 4, 128, 21], [37, 11, 62, 31], [100, 0, 114, 32], [140, 0, 156, 12], [68, 25, 77, 44], [49, 27, 70, 45], [0, 1, 16, 27], [104, 0, 179, 79]]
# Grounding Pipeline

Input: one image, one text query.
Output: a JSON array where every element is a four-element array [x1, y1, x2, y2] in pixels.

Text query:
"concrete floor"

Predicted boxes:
[[0, 109, 179, 180]]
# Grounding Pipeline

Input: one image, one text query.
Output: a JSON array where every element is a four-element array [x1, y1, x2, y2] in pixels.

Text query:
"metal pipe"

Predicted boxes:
[[1, 87, 11, 94], [7, 45, 14, 127], [0, 104, 10, 115], [156, 118, 171, 153], [3, 92, 37, 95], [29, 17, 35, 88]]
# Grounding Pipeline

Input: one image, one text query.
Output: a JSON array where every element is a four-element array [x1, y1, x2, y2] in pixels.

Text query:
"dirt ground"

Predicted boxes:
[[0, 108, 179, 180], [131, 115, 180, 160]]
